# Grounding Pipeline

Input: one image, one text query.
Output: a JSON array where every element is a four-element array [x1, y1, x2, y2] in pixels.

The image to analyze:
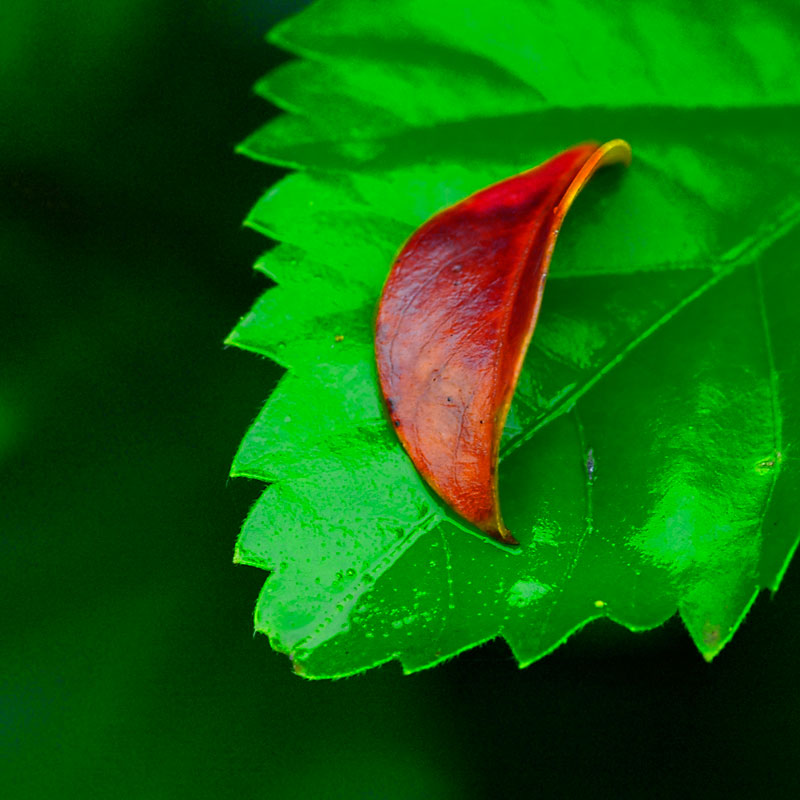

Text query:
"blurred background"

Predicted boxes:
[[2, 1, 799, 797]]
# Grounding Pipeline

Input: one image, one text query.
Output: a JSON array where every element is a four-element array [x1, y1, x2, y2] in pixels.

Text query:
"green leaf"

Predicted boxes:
[[229, 0, 800, 677]]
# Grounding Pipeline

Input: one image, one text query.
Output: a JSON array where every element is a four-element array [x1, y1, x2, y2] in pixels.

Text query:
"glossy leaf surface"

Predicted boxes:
[[376, 141, 631, 544], [228, 0, 800, 677]]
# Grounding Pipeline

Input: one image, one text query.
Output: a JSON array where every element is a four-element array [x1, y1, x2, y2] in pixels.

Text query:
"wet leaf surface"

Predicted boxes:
[[229, 0, 800, 677]]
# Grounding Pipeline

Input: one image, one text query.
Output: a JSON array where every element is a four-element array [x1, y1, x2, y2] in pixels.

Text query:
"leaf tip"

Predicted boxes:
[[482, 522, 520, 547], [599, 138, 633, 167]]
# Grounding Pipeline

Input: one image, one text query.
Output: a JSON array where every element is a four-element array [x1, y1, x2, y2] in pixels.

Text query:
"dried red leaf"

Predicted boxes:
[[375, 140, 632, 545]]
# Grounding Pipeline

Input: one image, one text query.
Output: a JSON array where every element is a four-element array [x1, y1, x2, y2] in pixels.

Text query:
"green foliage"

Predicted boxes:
[[229, 0, 800, 677]]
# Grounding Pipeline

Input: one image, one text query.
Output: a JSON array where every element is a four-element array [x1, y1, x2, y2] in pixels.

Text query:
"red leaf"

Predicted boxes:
[[375, 140, 632, 544]]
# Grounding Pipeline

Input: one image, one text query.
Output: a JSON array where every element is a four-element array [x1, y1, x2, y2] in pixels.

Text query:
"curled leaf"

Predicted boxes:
[[375, 139, 632, 544]]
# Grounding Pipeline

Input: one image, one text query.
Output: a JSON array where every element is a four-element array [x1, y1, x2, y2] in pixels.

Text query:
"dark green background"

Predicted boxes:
[[2, 1, 799, 797]]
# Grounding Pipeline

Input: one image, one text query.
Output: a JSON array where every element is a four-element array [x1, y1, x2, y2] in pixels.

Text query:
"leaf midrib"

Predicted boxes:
[[501, 202, 800, 459]]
